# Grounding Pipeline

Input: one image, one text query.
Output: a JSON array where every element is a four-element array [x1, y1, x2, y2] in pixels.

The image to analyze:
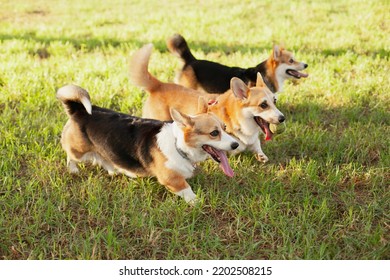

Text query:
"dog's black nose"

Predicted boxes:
[[278, 115, 285, 123], [303, 63, 308, 69], [231, 142, 239, 150]]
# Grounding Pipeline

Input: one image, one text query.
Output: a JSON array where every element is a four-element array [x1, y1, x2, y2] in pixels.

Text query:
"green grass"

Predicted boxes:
[[0, 0, 389, 259]]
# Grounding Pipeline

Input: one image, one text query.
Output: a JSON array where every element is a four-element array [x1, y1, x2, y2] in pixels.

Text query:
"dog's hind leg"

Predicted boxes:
[[89, 153, 116, 175], [79, 152, 116, 175], [67, 155, 80, 173]]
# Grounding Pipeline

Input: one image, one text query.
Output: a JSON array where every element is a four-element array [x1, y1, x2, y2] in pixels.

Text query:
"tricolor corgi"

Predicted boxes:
[[129, 44, 285, 163], [167, 34, 308, 94], [57, 85, 239, 204]]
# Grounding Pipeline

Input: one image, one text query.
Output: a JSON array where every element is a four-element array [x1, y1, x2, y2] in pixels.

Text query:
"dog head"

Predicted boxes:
[[231, 74, 285, 141], [170, 100, 239, 177], [272, 45, 308, 80]]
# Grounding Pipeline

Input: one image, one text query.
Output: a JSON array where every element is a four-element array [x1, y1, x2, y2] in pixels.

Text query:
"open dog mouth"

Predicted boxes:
[[202, 145, 234, 177], [254, 116, 273, 141], [286, 69, 309, 79]]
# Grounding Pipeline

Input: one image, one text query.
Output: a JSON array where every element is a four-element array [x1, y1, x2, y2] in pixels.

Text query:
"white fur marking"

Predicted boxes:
[[275, 64, 290, 92], [156, 123, 196, 179], [78, 152, 116, 174], [175, 187, 197, 204], [115, 167, 137, 178], [258, 109, 284, 124], [67, 157, 79, 173], [80, 95, 92, 115]]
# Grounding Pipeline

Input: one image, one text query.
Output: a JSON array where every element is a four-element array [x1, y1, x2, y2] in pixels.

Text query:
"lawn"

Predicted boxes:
[[0, 0, 389, 259]]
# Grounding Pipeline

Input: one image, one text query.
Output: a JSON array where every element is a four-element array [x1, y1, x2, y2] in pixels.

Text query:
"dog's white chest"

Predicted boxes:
[[164, 157, 195, 179], [156, 123, 196, 179], [233, 129, 259, 146]]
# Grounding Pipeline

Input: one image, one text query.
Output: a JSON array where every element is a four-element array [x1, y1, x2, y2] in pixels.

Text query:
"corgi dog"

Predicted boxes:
[[129, 44, 285, 163], [57, 85, 239, 204], [167, 34, 308, 94]]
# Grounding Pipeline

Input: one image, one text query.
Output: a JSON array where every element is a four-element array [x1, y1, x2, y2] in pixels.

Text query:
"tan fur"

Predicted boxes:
[[184, 114, 223, 147], [143, 81, 218, 121], [176, 67, 200, 91], [259, 46, 291, 93], [268, 46, 308, 92], [176, 83, 281, 163], [61, 120, 92, 161], [129, 44, 219, 121], [208, 81, 279, 137], [148, 147, 189, 193], [266, 55, 277, 89]]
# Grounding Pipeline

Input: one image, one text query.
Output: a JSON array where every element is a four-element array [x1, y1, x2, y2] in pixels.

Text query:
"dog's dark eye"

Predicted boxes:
[[274, 98, 277, 104], [260, 101, 268, 109], [210, 130, 219, 137], [289, 58, 294, 63]]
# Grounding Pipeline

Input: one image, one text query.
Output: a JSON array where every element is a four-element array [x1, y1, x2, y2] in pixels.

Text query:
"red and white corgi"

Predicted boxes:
[[129, 44, 285, 163]]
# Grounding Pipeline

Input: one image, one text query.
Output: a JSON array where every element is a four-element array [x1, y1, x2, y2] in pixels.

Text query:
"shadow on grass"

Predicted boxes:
[[266, 100, 389, 166], [283, 101, 390, 127], [0, 32, 276, 55], [0, 33, 134, 50], [2, 32, 389, 59], [320, 48, 389, 59]]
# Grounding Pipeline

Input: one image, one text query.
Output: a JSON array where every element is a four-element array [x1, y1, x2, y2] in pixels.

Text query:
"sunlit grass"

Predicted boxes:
[[0, 0, 388, 260]]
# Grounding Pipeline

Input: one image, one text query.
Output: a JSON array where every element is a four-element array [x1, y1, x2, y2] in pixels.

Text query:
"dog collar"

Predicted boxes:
[[174, 139, 191, 162]]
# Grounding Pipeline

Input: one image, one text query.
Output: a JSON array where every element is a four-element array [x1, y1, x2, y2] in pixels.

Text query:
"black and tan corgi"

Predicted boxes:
[[167, 34, 308, 94], [57, 85, 239, 203]]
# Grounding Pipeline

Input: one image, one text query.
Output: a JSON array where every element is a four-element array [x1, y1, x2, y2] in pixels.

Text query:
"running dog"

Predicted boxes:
[[57, 85, 239, 203], [167, 34, 308, 94]]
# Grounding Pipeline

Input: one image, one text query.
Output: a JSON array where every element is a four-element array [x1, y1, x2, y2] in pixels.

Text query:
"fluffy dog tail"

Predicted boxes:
[[57, 85, 92, 117], [166, 34, 196, 65], [129, 44, 161, 92]]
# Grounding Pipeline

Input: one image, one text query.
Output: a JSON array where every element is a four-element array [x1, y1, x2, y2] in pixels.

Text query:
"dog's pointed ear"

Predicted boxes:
[[170, 108, 194, 127], [197, 96, 208, 114], [256, 72, 266, 87], [273, 45, 281, 61], [231, 77, 249, 100]]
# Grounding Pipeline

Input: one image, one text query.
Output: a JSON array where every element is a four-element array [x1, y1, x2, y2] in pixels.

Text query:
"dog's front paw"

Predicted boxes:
[[187, 196, 199, 206], [175, 187, 198, 204], [256, 153, 269, 163]]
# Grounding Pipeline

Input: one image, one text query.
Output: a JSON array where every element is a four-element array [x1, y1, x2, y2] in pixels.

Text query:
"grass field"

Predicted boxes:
[[0, 0, 389, 260]]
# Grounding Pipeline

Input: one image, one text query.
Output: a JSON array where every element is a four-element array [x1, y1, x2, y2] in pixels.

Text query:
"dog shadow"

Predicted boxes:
[[0, 33, 276, 57], [264, 100, 389, 166]]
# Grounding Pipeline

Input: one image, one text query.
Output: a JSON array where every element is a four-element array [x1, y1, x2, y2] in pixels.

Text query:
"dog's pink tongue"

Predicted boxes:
[[299, 72, 309, 78], [264, 125, 273, 141], [216, 149, 234, 177]]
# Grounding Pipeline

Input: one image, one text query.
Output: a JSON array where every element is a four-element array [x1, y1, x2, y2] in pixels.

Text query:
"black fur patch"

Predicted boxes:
[[185, 59, 276, 93], [189, 60, 250, 93], [75, 105, 166, 175]]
